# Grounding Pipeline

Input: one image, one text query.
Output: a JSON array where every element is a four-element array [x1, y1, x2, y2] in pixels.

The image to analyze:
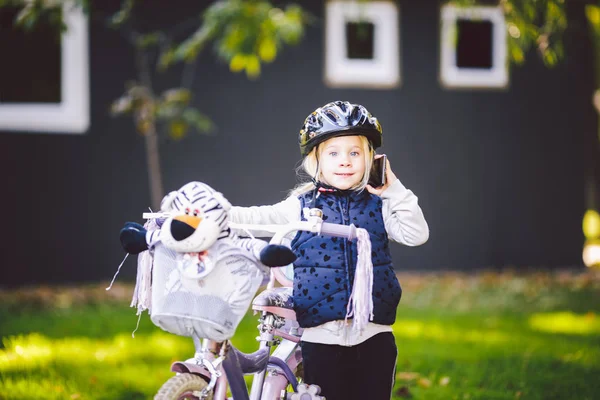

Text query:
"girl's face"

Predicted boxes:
[[318, 135, 366, 190]]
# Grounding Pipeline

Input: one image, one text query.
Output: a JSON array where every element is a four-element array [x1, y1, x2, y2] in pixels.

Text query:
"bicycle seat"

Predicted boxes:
[[252, 287, 296, 320]]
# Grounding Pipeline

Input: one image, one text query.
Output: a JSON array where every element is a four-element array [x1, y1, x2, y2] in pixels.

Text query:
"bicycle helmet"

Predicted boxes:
[[298, 101, 382, 157]]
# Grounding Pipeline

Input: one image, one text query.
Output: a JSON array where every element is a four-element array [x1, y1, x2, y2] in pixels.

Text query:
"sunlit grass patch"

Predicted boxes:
[[0, 331, 193, 399], [0, 331, 192, 372], [528, 311, 600, 335], [1, 377, 81, 400], [393, 320, 510, 344]]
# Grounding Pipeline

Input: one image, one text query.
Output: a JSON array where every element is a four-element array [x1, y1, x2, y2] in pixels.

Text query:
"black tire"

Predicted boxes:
[[154, 373, 214, 400]]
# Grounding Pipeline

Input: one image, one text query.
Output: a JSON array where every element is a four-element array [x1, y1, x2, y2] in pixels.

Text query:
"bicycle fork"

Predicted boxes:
[[249, 312, 278, 400], [249, 312, 303, 400]]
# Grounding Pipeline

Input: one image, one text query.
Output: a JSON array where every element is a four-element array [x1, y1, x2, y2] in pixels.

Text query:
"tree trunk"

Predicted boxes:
[[135, 36, 164, 211], [144, 121, 163, 211]]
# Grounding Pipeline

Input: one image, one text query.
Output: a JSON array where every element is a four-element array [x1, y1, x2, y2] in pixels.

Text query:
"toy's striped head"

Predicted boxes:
[[159, 182, 231, 253]]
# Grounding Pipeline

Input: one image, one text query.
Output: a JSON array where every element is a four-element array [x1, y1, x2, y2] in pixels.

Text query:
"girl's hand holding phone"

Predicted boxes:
[[366, 155, 397, 196]]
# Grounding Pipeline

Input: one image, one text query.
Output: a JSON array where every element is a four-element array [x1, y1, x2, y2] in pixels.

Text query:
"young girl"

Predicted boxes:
[[230, 100, 429, 400]]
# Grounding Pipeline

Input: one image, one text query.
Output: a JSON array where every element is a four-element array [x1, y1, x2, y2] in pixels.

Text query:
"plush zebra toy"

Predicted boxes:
[[118, 181, 296, 341], [121, 181, 294, 271]]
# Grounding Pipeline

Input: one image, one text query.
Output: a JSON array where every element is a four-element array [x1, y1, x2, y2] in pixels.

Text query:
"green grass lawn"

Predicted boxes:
[[1, 270, 599, 400]]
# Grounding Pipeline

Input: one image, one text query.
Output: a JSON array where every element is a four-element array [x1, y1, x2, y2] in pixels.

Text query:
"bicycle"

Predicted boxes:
[[127, 207, 364, 400]]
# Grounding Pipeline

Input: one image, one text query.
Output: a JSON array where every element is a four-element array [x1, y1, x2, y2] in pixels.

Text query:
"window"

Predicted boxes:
[[346, 21, 375, 60], [0, 3, 89, 134], [325, 1, 400, 89], [440, 5, 508, 89]]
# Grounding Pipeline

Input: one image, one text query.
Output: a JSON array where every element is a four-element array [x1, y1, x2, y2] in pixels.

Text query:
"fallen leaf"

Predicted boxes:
[[417, 377, 432, 388], [396, 372, 420, 381], [585, 312, 596, 321]]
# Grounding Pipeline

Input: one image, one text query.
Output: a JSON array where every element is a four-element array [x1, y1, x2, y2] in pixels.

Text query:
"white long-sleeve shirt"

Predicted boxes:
[[230, 179, 429, 346]]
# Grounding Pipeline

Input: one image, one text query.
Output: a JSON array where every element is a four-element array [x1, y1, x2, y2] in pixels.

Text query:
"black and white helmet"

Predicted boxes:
[[298, 101, 382, 157]]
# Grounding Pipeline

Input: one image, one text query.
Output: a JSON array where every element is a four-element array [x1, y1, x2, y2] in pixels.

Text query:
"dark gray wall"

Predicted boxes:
[[0, 0, 594, 286]]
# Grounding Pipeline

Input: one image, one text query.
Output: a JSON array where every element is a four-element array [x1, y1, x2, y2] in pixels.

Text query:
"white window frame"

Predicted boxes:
[[325, 0, 400, 89], [0, 3, 89, 134], [440, 4, 508, 89]]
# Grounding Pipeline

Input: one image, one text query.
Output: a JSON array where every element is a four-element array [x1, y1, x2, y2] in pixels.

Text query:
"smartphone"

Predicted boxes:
[[368, 155, 387, 188]]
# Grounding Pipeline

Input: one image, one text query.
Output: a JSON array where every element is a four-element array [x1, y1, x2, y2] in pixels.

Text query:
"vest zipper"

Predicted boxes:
[[339, 197, 352, 321]]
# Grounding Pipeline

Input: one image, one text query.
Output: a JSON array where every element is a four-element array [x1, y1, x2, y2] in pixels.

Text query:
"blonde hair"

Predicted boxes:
[[291, 135, 375, 196]]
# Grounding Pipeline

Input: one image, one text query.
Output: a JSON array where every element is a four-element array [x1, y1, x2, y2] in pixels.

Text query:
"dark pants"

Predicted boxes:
[[301, 332, 397, 400]]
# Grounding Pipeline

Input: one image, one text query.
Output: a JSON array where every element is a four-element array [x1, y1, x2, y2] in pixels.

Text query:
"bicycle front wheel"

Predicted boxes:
[[154, 373, 214, 400]]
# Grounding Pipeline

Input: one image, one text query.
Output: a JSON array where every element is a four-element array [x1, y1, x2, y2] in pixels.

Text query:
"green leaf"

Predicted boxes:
[[158, 48, 176, 71], [182, 108, 214, 134], [135, 32, 162, 49], [109, 0, 135, 28], [161, 88, 192, 106], [171, 24, 216, 64], [586, 5, 600, 36], [168, 120, 188, 140], [245, 54, 261, 79], [543, 49, 558, 66], [110, 95, 134, 116], [509, 42, 525, 65], [161, 0, 307, 81], [155, 103, 180, 120], [554, 41, 565, 59], [229, 53, 247, 72], [258, 37, 277, 62]]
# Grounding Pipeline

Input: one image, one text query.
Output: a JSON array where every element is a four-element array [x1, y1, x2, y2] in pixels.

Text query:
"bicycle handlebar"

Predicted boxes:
[[228, 219, 357, 244], [226, 209, 359, 289], [144, 208, 359, 289], [145, 209, 358, 242], [320, 222, 357, 241]]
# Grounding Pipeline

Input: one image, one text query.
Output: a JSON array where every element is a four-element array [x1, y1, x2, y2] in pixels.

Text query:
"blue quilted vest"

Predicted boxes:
[[290, 189, 402, 328]]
